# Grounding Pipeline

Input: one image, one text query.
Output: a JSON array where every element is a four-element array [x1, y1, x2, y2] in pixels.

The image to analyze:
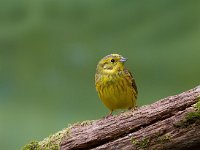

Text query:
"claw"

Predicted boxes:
[[128, 105, 138, 111]]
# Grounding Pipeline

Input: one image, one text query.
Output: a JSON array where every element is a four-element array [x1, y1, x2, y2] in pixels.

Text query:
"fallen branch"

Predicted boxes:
[[22, 85, 200, 150]]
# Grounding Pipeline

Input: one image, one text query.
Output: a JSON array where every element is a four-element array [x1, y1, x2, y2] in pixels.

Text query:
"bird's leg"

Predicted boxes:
[[108, 110, 113, 116], [134, 105, 138, 110], [104, 110, 113, 118]]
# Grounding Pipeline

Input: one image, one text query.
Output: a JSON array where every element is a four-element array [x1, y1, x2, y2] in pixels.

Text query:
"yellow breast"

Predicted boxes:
[[96, 75, 136, 111]]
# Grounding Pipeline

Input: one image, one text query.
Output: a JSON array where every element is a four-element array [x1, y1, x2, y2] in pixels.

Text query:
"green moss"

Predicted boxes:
[[70, 120, 94, 127], [131, 132, 171, 149], [185, 111, 200, 123], [174, 101, 200, 128], [22, 120, 94, 150], [194, 100, 200, 111], [38, 127, 71, 150], [157, 134, 171, 144], [22, 127, 71, 150], [131, 137, 150, 149], [71, 120, 94, 127], [21, 141, 39, 150]]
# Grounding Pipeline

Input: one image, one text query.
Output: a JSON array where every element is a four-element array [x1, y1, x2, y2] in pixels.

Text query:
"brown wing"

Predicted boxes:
[[124, 69, 138, 97]]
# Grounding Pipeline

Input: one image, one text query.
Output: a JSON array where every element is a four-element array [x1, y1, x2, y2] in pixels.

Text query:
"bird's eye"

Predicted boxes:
[[111, 59, 115, 63]]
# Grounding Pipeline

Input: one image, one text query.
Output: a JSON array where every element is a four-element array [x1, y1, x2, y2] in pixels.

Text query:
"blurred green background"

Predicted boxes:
[[0, 0, 200, 149]]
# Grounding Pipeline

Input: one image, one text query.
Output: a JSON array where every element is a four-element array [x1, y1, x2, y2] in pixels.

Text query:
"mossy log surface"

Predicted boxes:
[[61, 85, 200, 150], [22, 85, 200, 150]]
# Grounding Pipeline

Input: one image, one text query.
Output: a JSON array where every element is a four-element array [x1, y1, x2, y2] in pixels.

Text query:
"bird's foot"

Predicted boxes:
[[128, 105, 138, 111]]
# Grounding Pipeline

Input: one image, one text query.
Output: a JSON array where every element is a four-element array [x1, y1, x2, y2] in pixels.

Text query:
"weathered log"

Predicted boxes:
[[60, 85, 200, 150], [22, 85, 200, 150]]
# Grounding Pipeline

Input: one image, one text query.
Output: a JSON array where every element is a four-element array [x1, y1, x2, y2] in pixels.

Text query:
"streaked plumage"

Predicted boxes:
[[95, 54, 138, 115]]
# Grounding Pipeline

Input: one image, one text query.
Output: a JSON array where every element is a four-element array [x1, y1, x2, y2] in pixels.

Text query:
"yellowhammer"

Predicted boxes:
[[95, 54, 138, 116]]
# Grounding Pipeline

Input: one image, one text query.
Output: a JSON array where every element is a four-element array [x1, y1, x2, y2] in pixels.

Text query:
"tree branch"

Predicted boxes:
[[22, 85, 200, 150]]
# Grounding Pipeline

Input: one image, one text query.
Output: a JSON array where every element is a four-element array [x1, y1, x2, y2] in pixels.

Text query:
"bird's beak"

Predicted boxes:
[[120, 57, 128, 62]]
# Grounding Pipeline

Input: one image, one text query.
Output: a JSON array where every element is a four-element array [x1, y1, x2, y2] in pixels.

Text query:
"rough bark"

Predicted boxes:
[[60, 85, 200, 150]]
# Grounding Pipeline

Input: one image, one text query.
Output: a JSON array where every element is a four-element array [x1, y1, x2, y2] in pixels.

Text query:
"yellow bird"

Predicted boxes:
[[95, 54, 138, 116]]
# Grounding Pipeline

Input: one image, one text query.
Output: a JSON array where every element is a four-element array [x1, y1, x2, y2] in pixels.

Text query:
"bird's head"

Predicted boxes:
[[96, 54, 127, 74]]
